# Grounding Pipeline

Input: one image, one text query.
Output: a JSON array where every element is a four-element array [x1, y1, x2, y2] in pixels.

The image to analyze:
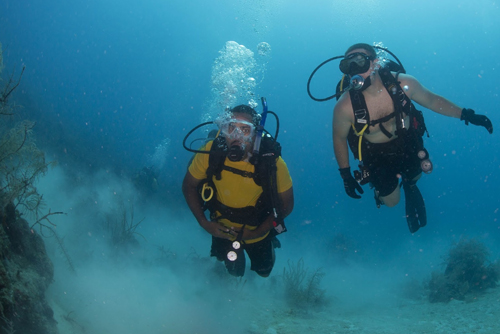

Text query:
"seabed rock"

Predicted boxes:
[[1, 203, 58, 334]]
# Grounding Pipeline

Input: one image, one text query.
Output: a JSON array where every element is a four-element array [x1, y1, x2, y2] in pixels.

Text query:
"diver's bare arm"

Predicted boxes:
[[401, 74, 462, 118], [182, 172, 234, 239], [333, 105, 352, 169], [280, 186, 294, 218], [182, 172, 211, 228]]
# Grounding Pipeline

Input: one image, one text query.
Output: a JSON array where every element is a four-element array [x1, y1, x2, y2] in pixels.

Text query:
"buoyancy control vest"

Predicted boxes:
[[347, 67, 429, 162], [200, 134, 287, 234]]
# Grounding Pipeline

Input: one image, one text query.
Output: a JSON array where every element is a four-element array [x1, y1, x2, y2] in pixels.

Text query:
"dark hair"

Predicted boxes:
[[230, 105, 261, 126], [345, 43, 377, 60]]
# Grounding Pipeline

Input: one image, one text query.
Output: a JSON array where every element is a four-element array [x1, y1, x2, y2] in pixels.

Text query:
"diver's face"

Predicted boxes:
[[342, 48, 375, 77], [222, 113, 255, 150]]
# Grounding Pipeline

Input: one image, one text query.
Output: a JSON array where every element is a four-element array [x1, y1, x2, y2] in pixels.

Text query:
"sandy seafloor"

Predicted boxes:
[[46, 264, 500, 334], [30, 160, 500, 334], [50, 291, 500, 334]]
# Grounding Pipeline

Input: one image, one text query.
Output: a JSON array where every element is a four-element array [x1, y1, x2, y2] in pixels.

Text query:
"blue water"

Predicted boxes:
[[1, 0, 500, 333]]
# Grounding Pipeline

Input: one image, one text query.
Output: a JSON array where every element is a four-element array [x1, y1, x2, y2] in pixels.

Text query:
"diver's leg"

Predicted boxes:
[[375, 145, 422, 211], [401, 129, 429, 233], [373, 172, 401, 207], [367, 150, 400, 207], [211, 237, 246, 276], [224, 248, 246, 277], [411, 173, 422, 183], [210, 236, 227, 261], [247, 235, 275, 278], [377, 174, 421, 209], [379, 186, 401, 207]]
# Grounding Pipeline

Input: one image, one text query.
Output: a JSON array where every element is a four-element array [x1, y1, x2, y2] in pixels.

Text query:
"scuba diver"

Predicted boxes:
[[182, 100, 294, 277], [308, 43, 493, 233]]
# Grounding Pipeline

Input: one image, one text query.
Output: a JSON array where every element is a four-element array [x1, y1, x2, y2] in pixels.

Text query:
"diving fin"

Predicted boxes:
[[271, 236, 281, 249], [402, 181, 427, 233]]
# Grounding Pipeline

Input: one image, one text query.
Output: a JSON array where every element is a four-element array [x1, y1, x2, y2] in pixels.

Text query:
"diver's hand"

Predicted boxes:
[[461, 108, 493, 134], [241, 228, 258, 241], [339, 167, 364, 199], [203, 220, 236, 240]]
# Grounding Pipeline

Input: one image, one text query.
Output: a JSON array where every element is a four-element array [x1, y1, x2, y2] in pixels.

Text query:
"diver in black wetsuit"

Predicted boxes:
[[331, 43, 493, 233]]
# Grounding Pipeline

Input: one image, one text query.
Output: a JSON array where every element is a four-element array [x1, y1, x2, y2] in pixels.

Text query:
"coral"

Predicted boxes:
[[282, 258, 327, 310], [0, 56, 24, 112], [1, 203, 58, 334], [0, 41, 58, 333], [35, 221, 75, 275], [427, 238, 499, 303], [105, 205, 146, 253], [0, 119, 52, 213]]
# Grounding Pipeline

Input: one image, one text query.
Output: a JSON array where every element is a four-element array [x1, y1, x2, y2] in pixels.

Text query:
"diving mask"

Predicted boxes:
[[217, 119, 256, 142], [339, 52, 374, 75]]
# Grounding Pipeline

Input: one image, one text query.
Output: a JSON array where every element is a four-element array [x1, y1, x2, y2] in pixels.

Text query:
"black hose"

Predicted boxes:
[[306, 56, 345, 102], [306, 46, 406, 103]]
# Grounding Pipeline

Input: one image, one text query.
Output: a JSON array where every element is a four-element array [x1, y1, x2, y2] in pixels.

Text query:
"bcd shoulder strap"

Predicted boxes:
[[204, 134, 286, 233], [378, 68, 429, 137], [207, 136, 227, 181], [252, 135, 281, 187], [349, 68, 415, 136], [206, 134, 280, 189], [348, 89, 370, 135]]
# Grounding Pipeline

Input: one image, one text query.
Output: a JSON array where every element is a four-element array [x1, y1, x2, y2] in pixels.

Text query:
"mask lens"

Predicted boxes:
[[219, 120, 255, 140], [339, 52, 372, 75]]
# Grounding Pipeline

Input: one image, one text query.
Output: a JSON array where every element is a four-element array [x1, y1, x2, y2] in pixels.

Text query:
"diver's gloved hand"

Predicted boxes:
[[461, 108, 493, 134], [339, 167, 364, 199]]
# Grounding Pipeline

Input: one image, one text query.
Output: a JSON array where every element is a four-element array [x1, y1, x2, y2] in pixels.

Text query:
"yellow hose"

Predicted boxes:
[[351, 123, 368, 161]]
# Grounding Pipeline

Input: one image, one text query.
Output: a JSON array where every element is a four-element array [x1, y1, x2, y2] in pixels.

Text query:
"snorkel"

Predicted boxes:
[[227, 97, 274, 262], [252, 97, 268, 159]]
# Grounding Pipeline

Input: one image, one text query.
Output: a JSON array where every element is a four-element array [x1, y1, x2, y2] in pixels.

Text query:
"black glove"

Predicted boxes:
[[339, 167, 364, 199], [461, 108, 493, 134]]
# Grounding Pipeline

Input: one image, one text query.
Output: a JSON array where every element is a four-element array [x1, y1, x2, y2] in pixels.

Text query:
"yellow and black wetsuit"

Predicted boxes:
[[188, 141, 293, 244]]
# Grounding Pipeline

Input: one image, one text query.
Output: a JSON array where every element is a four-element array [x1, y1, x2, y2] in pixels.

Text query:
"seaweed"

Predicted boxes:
[[0, 57, 52, 215], [105, 205, 146, 251], [427, 238, 499, 303], [282, 258, 327, 310], [0, 42, 58, 334]]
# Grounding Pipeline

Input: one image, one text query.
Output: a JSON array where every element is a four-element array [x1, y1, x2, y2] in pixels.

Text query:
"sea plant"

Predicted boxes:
[[282, 258, 327, 310], [427, 238, 499, 303]]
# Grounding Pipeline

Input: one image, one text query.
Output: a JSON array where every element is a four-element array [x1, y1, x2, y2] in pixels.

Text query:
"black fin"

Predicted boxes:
[[374, 190, 383, 208], [271, 236, 281, 249], [402, 181, 427, 233]]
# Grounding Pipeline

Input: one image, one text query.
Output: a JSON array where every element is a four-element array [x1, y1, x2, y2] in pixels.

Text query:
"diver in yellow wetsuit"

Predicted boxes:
[[182, 104, 294, 277]]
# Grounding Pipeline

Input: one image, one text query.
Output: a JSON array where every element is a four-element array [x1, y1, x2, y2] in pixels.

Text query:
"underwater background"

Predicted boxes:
[[1, 0, 500, 333]]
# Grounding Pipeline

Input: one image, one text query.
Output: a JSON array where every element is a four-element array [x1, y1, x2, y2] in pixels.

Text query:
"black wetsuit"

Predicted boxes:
[[347, 68, 427, 197], [360, 128, 423, 197]]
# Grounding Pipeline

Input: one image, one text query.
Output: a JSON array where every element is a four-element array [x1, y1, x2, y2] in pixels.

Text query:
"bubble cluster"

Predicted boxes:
[[257, 42, 271, 57], [373, 41, 390, 68], [205, 41, 271, 121], [148, 138, 171, 171], [210, 41, 257, 112]]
